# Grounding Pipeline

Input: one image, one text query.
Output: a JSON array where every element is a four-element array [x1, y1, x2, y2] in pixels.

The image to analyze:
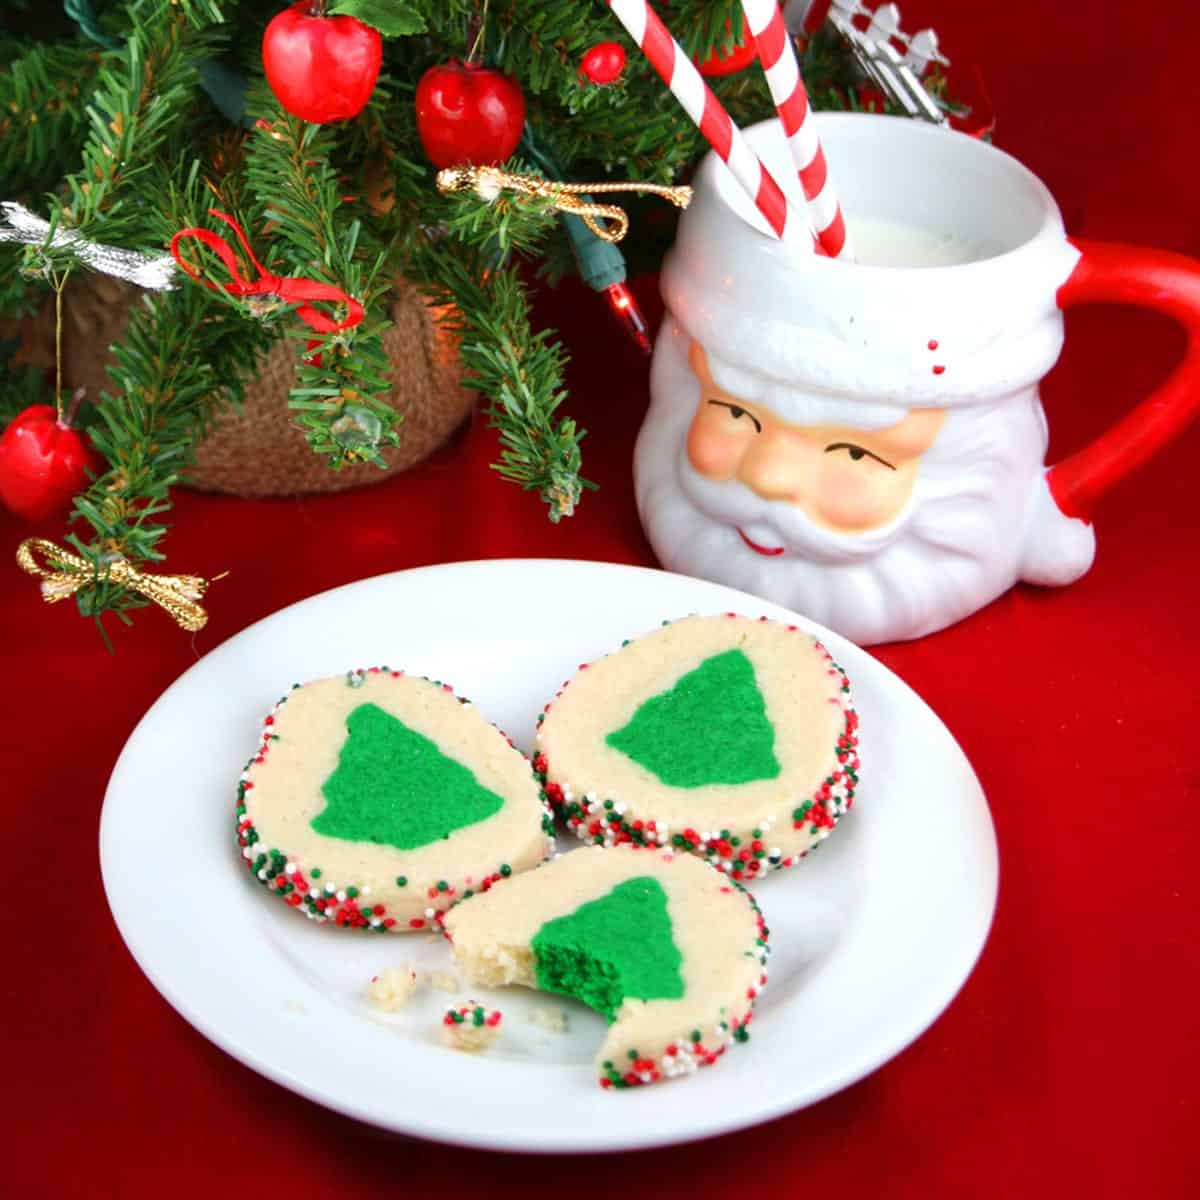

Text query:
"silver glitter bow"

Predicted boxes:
[[0, 201, 178, 290]]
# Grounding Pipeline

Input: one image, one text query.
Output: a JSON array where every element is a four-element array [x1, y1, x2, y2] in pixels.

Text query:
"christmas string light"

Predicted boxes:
[[605, 281, 651, 355], [438, 164, 688, 354], [518, 126, 655, 354]]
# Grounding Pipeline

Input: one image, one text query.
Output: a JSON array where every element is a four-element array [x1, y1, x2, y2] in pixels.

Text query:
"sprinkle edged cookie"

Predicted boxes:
[[236, 668, 555, 931], [533, 615, 859, 880], [442, 844, 769, 1088]]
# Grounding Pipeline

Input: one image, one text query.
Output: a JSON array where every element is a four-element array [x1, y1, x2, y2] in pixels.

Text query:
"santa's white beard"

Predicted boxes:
[[634, 333, 1093, 644]]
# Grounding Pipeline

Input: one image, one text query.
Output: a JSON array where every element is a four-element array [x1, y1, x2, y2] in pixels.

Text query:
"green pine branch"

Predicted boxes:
[[59, 284, 273, 629], [0, 41, 102, 197], [344, 83, 588, 518], [419, 246, 589, 521], [16, 3, 271, 634], [238, 93, 401, 467], [0, 358, 48, 428], [0, 253, 38, 319], [28, 0, 224, 271], [415, 0, 745, 84]]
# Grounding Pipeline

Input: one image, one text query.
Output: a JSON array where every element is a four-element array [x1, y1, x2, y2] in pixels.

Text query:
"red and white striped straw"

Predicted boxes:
[[742, 0, 851, 259], [605, 0, 818, 252]]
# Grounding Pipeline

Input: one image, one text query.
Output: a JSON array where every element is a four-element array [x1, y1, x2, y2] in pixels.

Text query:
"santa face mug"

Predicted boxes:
[[635, 114, 1200, 645]]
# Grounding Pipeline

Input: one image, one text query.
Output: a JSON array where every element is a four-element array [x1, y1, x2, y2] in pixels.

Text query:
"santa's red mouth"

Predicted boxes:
[[737, 528, 785, 556]]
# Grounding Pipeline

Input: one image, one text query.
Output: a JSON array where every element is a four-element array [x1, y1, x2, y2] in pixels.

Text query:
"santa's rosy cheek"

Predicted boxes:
[[686, 412, 747, 479], [813, 458, 907, 530]]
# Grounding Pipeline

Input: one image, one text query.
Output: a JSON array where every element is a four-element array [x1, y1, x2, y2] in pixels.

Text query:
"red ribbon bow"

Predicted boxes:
[[169, 209, 364, 334]]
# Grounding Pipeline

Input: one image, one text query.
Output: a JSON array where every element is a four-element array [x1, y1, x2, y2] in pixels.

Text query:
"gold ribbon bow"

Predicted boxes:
[[16, 538, 217, 632], [435, 165, 692, 243]]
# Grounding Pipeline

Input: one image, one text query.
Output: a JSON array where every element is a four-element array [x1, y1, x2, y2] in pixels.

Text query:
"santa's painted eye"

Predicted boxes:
[[707, 400, 762, 433], [824, 442, 896, 470]]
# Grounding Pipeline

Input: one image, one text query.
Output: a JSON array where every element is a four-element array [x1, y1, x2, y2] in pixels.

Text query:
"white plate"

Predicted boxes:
[[100, 560, 997, 1152]]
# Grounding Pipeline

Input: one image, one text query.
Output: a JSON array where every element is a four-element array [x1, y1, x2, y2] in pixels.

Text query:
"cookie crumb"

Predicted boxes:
[[530, 1006, 568, 1033], [441, 1003, 502, 1052], [367, 965, 421, 1012], [430, 971, 460, 993]]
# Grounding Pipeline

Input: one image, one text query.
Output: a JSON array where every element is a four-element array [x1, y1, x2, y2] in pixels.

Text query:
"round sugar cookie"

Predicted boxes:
[[236, 668, 554, 931], [533, 614, 859, 879], [442, 844, 768, 1088]]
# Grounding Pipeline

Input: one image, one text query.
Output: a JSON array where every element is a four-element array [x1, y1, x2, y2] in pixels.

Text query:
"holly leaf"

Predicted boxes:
[[328, 0, 427, 37]]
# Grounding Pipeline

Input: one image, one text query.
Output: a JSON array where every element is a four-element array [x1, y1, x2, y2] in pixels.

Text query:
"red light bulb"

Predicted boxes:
[[604, 281, 651, 355]]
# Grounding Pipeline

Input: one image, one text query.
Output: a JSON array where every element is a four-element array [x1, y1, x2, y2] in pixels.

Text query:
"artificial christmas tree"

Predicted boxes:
[[0, 0, 925, 633]]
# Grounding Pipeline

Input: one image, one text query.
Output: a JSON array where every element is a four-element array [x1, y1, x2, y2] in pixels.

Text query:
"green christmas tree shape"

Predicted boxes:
[[312, 703, 504, 850], [605, 649, 782, 787], [531, 877, 685, 1021]]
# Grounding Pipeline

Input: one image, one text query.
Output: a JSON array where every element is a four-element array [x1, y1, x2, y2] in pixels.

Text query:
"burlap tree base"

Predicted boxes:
[[5, 274, 473, 496]]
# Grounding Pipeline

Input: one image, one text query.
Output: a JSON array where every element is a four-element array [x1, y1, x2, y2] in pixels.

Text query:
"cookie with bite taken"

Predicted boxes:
[[442, 843, 769, 1088]]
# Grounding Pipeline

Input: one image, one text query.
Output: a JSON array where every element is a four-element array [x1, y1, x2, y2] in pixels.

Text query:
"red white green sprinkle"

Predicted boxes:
[[441, 1002, 503, 1052]]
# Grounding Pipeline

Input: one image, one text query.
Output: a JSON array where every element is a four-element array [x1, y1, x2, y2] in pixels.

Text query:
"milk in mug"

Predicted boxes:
[[842, 215, 998, 268]]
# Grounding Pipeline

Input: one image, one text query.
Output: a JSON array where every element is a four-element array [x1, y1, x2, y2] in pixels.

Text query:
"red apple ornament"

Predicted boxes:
[[698, 17, 758, 77], [0, 400, 100, 522], [580, 41, 627, 85], [415, 60, 526, 168], [262, 1, 382, 124]]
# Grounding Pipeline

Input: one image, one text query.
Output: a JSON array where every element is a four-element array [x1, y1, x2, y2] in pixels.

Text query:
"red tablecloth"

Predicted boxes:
[[5, 3, 1198, 1196]]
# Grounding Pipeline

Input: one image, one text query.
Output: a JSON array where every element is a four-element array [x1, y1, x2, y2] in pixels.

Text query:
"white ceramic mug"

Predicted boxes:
[[635, 114, 1200, 644]]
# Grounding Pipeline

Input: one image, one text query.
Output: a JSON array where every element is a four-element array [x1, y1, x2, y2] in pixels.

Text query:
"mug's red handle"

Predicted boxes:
[[1048, 238, 1200, 521]]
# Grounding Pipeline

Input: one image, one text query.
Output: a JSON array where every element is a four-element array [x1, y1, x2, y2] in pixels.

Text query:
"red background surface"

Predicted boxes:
[[4, 2, 1198, 1196]]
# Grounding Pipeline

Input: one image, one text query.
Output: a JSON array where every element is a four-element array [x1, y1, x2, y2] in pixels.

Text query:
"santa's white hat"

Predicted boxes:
[[660, 115, 1082, 431]]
